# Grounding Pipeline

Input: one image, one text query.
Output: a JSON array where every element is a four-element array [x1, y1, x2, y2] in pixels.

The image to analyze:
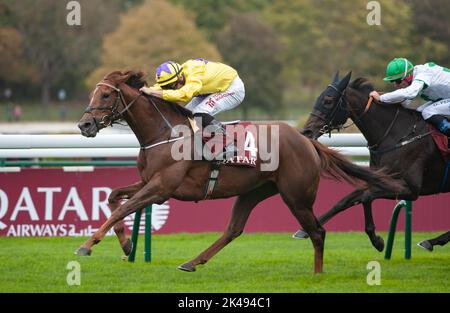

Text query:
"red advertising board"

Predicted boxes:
[[0, 167, 448, 237]]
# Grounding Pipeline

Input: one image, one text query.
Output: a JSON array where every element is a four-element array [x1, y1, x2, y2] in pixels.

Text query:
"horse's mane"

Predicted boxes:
[[349, 77, 423, 121], [104, 70, 147, 89], [348, 77, 375, 96], [104, 70, 193, 119]]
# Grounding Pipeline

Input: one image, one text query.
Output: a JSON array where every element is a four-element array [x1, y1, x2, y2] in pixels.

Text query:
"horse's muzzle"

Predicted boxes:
[[78, 118, 98, 138], [301, 128, 316, 139]]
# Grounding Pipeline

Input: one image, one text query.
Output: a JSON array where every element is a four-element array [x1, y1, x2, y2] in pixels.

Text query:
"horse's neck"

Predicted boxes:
[[347, 90, 420, 147], [122, 92, 187, 147]]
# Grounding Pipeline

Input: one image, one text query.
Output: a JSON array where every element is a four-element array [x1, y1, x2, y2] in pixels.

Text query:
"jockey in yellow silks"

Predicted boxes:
[[140, 59, 245, 160]]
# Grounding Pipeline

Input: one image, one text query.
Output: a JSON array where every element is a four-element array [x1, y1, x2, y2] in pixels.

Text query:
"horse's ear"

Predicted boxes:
[[338, 71, 352, 90], [332, 71, 340, 84]]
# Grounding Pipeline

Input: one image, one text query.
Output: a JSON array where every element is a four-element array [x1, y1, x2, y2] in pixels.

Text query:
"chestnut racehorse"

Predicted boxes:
[[76, 70, 399, 273]]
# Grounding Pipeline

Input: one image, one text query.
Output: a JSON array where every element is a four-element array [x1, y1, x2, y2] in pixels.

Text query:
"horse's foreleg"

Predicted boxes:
[[75, 164, 189, 256], [361, 182, 417, 252], [362, 199, 385, 252], [108, 181, 146, 256], [178, 183, 278, 272]]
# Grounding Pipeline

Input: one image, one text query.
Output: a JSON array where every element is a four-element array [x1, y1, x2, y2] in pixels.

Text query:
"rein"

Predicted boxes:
[[354, 97, 432, 154], [367, 106, 400, 150], [146, 95, 179, 138]]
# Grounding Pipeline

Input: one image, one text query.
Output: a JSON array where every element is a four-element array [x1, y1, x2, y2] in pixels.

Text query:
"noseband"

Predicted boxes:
[[84, 82, 142, 128]]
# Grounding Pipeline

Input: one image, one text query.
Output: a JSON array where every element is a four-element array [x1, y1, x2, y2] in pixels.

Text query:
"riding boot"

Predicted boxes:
[[427, 115, 450, 136], [208, 118, 239, 160], [193, 113, 238, 160]]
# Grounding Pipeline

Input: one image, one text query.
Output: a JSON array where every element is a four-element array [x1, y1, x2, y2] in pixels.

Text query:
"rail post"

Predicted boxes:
[[384, 200, 412, 260], [128, 205, 152, 262]]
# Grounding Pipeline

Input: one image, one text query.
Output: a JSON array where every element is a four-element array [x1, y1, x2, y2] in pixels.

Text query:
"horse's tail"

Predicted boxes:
[[309, 138, 402, 191]]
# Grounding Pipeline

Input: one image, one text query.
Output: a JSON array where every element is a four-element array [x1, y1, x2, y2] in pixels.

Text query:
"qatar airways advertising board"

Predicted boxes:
[[0, 167, 448, 237]]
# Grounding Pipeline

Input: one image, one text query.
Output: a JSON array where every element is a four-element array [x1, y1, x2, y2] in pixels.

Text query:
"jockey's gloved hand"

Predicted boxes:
[[369, 91, 381, 101], [140, 87, 158, 95]]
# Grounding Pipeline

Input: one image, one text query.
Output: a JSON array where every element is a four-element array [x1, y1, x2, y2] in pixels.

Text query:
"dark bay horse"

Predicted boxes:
[[295, 71, 450, 251], [417, 231, 450, 251], [76, 70, 400, 273]]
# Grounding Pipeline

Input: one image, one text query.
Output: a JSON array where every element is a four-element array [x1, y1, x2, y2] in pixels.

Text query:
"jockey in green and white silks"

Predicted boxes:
[[370, 58, 450, 136]]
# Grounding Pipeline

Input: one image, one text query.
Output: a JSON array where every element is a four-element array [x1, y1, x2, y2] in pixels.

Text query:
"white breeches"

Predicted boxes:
[[185, 76, 245, 116]]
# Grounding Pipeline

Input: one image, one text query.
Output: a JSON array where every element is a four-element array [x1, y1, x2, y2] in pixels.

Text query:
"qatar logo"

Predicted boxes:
[[0, 189, 7, 230], [124, 201, 170, 233]]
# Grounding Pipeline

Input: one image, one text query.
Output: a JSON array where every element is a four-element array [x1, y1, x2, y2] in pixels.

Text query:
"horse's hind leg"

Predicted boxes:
[[178, 182, 278, 272], [418, 231, 450, 251], [287, 203, 325, 273], [108, 181, 145, 256]]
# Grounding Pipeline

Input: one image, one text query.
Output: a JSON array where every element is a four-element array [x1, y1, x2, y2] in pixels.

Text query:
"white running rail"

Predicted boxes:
[[0, 134, 369, 158]]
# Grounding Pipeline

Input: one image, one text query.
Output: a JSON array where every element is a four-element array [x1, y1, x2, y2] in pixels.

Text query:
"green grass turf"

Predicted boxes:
[[0, 232, 448, 293]]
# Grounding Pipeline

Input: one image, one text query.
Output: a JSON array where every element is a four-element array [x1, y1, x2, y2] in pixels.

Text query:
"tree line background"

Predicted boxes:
[[0, 0, 448, 121]]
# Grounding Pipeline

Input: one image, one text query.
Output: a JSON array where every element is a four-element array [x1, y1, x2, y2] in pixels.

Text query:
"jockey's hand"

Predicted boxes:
[[369, 91, 381, 101], [139, 87, 156, 95]]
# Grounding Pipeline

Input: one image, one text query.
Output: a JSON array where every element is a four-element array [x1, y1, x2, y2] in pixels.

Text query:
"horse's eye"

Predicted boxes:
[[101, 93, 110, 100], [324, 96, 333, 105]]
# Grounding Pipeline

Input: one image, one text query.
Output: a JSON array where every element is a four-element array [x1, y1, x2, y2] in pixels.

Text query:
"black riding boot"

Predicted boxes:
[[427, 115, 450, 136], [193, 113, 238, 160]]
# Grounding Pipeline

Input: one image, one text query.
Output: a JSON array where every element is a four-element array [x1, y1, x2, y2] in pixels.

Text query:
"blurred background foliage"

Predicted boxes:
[[0, 0, 449, 121]]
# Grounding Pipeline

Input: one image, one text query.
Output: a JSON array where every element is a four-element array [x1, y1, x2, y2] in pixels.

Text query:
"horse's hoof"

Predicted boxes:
[[292, 229, 309, 239], [373, 236, 385, 252], [178, 262, 196, 272], [122, 239, 133, 256], [417, 240, 433, 252], [75, 247, 92, 256]]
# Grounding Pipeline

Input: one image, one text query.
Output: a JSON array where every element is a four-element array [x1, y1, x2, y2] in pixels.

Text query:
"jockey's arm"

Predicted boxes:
[[162, 67, 204, 104], [140, 86, 190, 106], [380, 80, 425, 103]]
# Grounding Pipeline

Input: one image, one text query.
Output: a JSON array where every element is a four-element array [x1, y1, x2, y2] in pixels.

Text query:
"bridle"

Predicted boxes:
[[311, 84, 379, 137], [84, 82, 142, 128], [84, 81, 182, 146], [310, 84, 350, 136]]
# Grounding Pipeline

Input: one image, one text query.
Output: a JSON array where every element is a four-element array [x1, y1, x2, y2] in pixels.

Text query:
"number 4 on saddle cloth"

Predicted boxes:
[[199, 120, 259, 168], [189, 120, 259, 199]]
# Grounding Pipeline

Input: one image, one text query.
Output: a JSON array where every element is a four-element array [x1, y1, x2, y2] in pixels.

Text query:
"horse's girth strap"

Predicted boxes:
[[203, 161, 221, 200]]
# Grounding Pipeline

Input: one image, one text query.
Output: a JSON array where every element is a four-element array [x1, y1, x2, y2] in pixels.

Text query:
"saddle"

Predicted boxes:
[[190, 119, 259, 168], [428, 124, 450, 161], [189, 119, 259, 200]]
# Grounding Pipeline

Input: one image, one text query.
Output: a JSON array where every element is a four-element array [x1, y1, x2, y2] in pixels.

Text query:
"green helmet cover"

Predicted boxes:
[[383, 58, 414, 81]]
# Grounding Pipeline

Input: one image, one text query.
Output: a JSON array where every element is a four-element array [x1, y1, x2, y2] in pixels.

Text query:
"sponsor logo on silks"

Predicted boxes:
[[124, 201, 170, 233], [206, 98, 216, 108], [205, 92, 235, 108]]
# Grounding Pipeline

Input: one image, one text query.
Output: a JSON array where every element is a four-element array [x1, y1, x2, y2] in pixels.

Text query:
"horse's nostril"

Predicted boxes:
[[78, 121, 92, 130], [302, 129, 313, 137]]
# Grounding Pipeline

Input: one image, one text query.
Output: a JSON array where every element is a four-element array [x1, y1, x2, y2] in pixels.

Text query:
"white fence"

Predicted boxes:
[[0, 133, 369, 159]]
